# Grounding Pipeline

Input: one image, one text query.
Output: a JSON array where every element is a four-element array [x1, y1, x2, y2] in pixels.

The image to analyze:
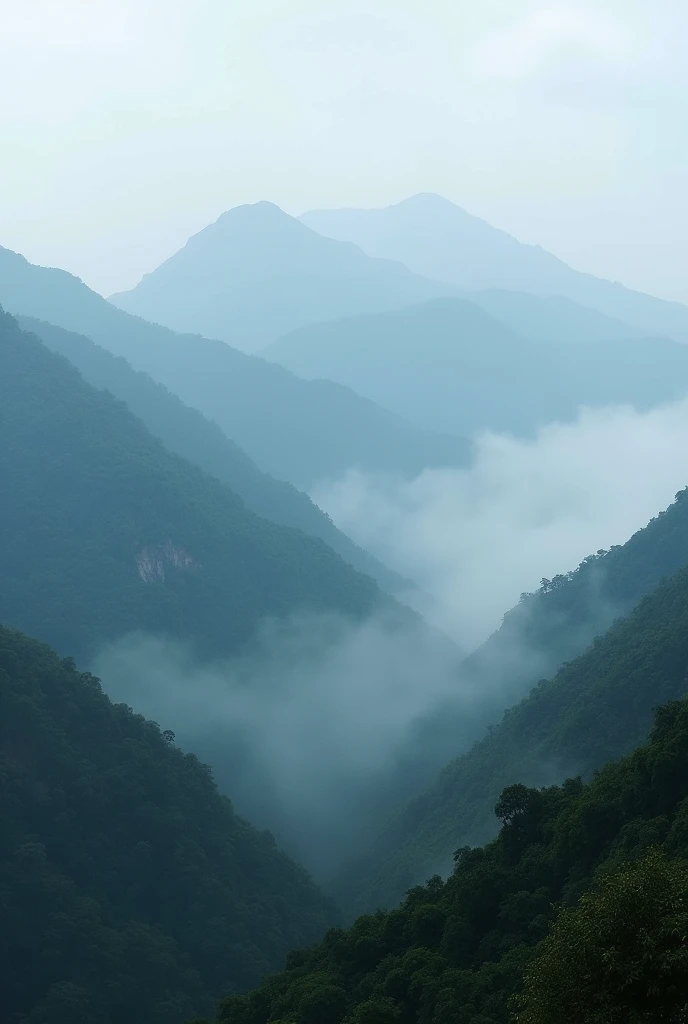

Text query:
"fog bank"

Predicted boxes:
[[313, 399, 688, 648]]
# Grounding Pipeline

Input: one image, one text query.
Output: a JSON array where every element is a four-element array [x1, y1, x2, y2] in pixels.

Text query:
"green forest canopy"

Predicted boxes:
[[194, 690, 688, 1024], [0, 623, 337, 1024]]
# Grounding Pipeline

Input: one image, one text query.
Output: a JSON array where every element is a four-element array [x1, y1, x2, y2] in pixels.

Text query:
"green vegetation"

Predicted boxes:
[[0, 623, 336, 1024], [0, 244, 471, 490], [516, 851, 688, 1024], [18, 315, 404, 594], [0, 309, 389, 661], [193, 690, 688, 1024], [334, 488, 688, 913]]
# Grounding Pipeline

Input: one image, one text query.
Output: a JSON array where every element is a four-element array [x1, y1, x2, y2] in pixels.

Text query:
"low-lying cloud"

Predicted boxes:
[[313, 399, 688, 648], [94, 397, 688, 884], [92, 610, 464, 879]]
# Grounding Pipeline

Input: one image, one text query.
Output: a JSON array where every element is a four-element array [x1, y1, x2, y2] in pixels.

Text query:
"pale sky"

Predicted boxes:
[[0, 0, 686, 300]]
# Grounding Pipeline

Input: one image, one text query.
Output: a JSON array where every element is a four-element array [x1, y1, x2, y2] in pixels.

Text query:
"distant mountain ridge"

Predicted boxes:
[[108, 201, 454, 352], [18, 315, 406, 594], [301, 193, 688, 342], [0, 308, 393, 662], [0, 244, 471, 491], [265, 296, 688, 437]]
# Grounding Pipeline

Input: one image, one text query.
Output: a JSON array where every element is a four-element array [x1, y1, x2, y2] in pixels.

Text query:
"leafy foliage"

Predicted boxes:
[[516, 851, 688, 1024], [0, 309, 388, 661], [0, 624, 336, 1024], [194, 692, 688, 1024]]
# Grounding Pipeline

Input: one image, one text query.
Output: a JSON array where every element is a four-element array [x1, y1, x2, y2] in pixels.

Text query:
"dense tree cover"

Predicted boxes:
[[18, 315, 404, 594], [301, 193, 688, 342], [334, 488, 688, 912], [265, 296, 688, 437], [0, 624, 337, 1024], [0, 309, 392, 661], [108, 201, 450, 352], [193, 694, 688, 1024], [516, 851, 688, 1023], [0, 244, 471, 490]]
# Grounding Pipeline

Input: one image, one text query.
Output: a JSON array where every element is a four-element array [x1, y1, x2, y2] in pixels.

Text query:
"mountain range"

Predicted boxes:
[[1, 308, 465, 883], [18, 315, 404, 594], [0, 244, 471, 491], [109, 201, 451, 352], [302, 193, 688, 342], [0, 309, 392, 661], [265, 296, 688, 437], [5, 189, 688, 1023]]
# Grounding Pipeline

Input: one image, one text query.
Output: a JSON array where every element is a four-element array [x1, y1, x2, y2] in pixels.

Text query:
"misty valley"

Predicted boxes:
[[3, 15, 688, 1018]]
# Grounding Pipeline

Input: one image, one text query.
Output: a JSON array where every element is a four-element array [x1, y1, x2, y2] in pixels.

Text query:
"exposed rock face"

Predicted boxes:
[[136, 540, 201, 583]]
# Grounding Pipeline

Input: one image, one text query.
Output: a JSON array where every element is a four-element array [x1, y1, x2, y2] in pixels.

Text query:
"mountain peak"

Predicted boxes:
[[392, 192, 484, 224], [217, 199, 285, 220], [399, 192, 457, 208], [108, 198, 452, 351], [206, 200, 303, 237]]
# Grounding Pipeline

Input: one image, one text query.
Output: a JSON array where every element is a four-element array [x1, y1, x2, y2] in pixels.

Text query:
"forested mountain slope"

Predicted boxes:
[[0, 245, 471, 490], [265, 297, 688, 437], [108, 201, 451, 352], [335, 505, 688, 914], [195, 689, 688, 1024], [0, 310, 388, 661], [302, 193, 688, 342], [18, 315, 404, 594], [0, 624, 336, 1024]]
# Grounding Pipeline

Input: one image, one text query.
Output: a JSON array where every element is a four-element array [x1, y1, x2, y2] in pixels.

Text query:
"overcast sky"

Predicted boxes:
[[0, 0, 685, 299]]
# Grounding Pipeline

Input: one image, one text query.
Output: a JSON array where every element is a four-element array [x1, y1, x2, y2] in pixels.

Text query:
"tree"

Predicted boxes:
[[345, 997, 400, 1024], [515, 850, 688, 1024], [300, 985, 348, 1024], [495, 785, 532, 826]]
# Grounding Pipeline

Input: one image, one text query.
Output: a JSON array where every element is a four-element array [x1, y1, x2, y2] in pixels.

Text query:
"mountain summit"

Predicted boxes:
[[109, 201, 452, 351]]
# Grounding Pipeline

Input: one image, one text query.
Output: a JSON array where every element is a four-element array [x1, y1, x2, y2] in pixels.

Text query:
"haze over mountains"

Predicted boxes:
[[18, 315, 405, 594], [5, 187, 688, 1023], [1, 626, 337, 1023], [0, 305, 467, 879], [333, 484, 688, 913], [109, 201, 451, 352], [0, 243, 471, 491], [0, 309, 393, 661], [265, 296, 688, 437], [302, 193, 688, 342]]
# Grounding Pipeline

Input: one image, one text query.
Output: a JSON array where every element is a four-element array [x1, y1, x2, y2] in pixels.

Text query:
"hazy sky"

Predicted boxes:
[[1, 0, 685, 299]]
